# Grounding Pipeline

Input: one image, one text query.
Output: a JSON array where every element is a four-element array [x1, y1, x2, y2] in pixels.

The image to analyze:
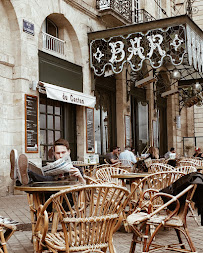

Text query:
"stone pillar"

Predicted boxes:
[[115, 70, 130, 151]]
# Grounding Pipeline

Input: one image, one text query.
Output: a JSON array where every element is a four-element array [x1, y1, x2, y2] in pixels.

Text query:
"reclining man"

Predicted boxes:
[[10, 138, 85, 185]]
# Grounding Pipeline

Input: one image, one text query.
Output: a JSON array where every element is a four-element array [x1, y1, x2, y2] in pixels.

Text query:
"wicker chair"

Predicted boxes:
[[149, 163, 174, 173], [177, 160, 197, 167], [174, 165, 197, 174], [127, 184, 197, 253], [96, 167, 129, 186], [130, 171, 185, 211], [34, 184, 130, 253], [0, 216, 19, 253]]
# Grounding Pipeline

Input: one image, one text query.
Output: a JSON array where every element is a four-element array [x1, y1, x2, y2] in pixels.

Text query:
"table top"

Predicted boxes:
[[15, 180, 82, 192], [73, 163, 99, 167], [111, 173, 150, 179]]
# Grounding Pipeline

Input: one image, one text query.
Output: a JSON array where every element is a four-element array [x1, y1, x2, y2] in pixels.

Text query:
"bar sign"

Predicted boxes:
[[23, 19, 34, 36]]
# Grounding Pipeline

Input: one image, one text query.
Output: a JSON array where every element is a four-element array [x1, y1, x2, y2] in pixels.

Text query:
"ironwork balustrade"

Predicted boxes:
[[96, 0, 132, 23], [134, 9, 156, 23], [42, 32, 65, 55]]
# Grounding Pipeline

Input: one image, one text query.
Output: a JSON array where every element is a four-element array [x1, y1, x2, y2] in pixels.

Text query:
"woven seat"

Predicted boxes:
[[127, 184, 197, 252], [34, 184, 130, 252]]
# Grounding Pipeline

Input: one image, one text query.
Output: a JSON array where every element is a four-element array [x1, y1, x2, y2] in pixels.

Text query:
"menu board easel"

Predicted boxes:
[[25, 94, 38, 153], [86, 107, 95, 153]]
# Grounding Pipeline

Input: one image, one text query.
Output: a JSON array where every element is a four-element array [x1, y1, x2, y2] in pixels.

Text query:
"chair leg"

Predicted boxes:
[[181, 227, 196, 252], [175, 228, 185, 249], [0, 227, 8, 253], [129, 233, 137, 253]]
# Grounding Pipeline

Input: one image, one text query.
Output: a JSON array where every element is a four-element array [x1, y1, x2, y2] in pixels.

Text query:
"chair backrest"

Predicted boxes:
[[174, 165, 197, 174], [111, 161, 122, 167], [178, 160, 197, 167], [35, 184, 130, 252], [190, 158, 203, 167], [96, 167, 129, 185], [149, 163, 174, 173], [131, 171, 186, 212]]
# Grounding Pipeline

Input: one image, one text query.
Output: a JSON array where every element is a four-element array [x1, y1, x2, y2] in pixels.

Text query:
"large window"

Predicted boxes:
[[46, 18, 58, 37], [94, 76, 117, 155], [131, 96, 149, 154], [40, 95, 64, 164]]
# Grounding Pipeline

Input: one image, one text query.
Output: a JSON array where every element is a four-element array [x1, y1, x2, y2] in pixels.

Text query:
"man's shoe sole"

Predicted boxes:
[[18, 154, 29, 185], [10, 149, 18, 180]]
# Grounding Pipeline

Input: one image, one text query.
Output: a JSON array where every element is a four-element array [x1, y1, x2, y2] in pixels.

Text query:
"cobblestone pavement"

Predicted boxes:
[[1, 194, 203, 253]]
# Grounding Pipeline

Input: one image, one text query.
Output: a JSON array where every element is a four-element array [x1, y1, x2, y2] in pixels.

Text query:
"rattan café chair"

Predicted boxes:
[[0, 216, 19, 253], [34, 184, 130, 253], [96, 167, 129, 186], [127, 184, 197, 253]]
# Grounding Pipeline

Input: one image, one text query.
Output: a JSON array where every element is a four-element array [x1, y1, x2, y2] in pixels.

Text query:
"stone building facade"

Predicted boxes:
[[0, 0, 202, 196]]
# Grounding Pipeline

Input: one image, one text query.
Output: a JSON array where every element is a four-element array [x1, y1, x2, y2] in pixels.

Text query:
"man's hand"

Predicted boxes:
[[69, 167, 86, 184]]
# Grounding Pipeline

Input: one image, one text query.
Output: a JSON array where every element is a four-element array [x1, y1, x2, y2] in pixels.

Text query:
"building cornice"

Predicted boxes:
[[63, 0, 98, 20]]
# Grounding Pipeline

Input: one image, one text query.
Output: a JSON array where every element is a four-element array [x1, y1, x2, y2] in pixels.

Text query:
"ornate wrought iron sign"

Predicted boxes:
[[90, 25, 187, 76]]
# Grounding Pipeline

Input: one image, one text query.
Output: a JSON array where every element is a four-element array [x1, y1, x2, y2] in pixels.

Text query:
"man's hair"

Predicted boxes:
[[54, 138, 70, 150], [111, 146, 118, 152], [170, 147, 175, 152]]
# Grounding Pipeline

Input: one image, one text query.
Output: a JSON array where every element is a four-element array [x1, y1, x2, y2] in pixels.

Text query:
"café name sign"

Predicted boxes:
[[90, 24, 203, 76]]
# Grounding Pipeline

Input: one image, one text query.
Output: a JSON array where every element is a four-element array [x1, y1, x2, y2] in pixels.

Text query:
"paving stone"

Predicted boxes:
[[1, 195, 203, 253]]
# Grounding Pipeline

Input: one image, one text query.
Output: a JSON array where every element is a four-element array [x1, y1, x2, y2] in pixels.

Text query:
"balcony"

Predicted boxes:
[[42, 32, 65, 55], [134, 9, 156, 24], [96, 0, 132, 27]]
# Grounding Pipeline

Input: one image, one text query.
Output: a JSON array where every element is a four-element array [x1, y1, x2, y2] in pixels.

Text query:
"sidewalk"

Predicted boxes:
[[1, 194, 203, 252]]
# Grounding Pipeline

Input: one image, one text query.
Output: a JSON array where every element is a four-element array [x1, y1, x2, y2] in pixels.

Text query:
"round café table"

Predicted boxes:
[[15, 180, 81, 252], [111, 172, 150, 197]]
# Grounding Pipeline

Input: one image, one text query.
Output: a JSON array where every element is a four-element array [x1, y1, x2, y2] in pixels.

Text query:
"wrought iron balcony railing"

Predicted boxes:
[[42, 32, 65, 55], [134, 9, 156, 24], [96, 0, 132, 23]]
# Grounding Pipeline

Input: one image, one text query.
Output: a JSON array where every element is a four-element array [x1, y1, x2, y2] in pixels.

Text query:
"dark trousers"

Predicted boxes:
[[28, 170, 54, 182]]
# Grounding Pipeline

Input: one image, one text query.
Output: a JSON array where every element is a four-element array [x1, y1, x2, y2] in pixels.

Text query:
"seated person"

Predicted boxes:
[[148, 146, 159, 159], [119, 146, 137, 165], [106, 146, 119, 164], [164, 147, 176, 159], [164, 147, 177, 167], [193, 147, 202, 158], [10, 138, 85, 185]]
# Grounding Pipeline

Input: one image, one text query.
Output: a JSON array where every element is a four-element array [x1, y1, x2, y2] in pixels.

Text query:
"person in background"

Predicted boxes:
[[148, 146, 159, 159], [165, 147, 177, 167], [106, 146, 119, 164], [117, 147, 121, 157], [164, 147, 176, 159], [119, 146, 137, 164], [193, 147, 203, 158]]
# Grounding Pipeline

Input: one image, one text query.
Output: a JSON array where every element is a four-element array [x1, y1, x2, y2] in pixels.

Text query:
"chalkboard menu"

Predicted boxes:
[[125, 115, 131, 147], [86, 107, 95, 153], [25, 94, 38, 153]]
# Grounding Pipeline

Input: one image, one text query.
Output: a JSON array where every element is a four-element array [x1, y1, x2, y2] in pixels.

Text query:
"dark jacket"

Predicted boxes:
[[160, 172, 203, 225]]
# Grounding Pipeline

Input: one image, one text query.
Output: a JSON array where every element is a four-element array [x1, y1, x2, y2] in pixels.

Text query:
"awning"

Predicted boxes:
[[39, 82, 96, 108]]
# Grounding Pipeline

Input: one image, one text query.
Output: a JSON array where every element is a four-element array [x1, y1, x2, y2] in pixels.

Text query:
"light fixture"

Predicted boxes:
[[193, 81, 202, 94], [171, 69, 181, 80]]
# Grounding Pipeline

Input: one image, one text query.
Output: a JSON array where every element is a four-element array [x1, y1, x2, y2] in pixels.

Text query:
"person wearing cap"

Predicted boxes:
[[193, 147, 202, 158]]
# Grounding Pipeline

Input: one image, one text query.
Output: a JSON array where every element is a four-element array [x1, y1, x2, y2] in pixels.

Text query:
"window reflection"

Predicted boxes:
[[138, 101, 149, 153], [94, 90, 111, 155]]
